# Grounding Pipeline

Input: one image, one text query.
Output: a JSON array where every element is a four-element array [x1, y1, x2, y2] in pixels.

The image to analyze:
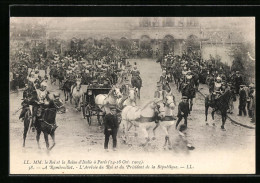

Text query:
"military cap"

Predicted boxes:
[[182, 96, 188, 99]]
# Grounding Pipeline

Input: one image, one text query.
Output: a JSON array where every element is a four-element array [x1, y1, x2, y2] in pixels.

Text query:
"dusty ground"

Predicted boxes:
[[9, 59, 255, 174]]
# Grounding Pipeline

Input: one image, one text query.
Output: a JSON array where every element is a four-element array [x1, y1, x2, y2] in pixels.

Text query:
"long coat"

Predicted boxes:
[[177, 101, 190, 117], [104, 113, 119, 133]]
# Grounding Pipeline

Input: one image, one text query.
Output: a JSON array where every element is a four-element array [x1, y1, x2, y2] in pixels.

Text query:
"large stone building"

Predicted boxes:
[[11, 17, 248, 65]]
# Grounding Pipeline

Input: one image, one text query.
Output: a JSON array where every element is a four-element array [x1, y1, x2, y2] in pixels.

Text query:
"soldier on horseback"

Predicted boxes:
[[209, 76, 224, 103], [131, 65, 142, 87], [32, 80, 51, 132], [154, 82, 165, 101], [158, 70, 170, 90]]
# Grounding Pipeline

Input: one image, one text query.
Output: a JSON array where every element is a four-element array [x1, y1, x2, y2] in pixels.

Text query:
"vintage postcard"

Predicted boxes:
[[9, 17, 255, 174]]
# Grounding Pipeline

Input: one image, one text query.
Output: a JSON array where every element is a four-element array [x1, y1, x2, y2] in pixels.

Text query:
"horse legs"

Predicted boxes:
[[49, 132, 56, 150], [160, 124, 168, 149], [43, 132, 50, 149], [23, 115, 30, 147], [69, 93, 72, 104], [140, 126, 150, 147], [36, 130, 41, 149], [211, 109, 216, 126], [221, 111, 227, 130], [166, 126, 172, 149], [211, 109, 215, 120], [205, 105, 209, 125], [189, 98, 193, 112]]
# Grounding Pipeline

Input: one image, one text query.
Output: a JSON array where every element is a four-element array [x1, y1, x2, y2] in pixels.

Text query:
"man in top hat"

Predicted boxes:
[[104, 104, 120, 152], [176, 96, 190, 129], [238, 84, 247, 116]]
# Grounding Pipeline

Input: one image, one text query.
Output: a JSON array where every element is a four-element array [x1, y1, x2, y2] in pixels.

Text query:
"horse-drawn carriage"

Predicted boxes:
[[81, 86, 112, 126]]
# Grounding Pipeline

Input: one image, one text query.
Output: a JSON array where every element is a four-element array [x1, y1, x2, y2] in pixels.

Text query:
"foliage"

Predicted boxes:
[[229, 42, 255, 84]]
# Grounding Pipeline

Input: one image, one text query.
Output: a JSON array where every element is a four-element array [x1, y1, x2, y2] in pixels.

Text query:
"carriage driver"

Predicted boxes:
[[131, 65, 143, 87]]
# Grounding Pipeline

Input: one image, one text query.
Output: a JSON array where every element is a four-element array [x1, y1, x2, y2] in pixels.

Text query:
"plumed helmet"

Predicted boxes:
[[162, 70, 166, 75], [41, 81, 48, 87]]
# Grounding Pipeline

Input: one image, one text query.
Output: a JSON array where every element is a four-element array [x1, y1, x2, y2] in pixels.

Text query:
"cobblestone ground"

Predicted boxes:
[[9, 59, 255, 174]]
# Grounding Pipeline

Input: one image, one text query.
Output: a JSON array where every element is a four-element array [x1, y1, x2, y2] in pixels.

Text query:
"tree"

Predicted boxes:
[[229, 42, 255, 84]]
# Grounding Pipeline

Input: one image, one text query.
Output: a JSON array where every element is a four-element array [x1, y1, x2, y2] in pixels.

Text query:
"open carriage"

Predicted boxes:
[[81, 86, 112, 126]]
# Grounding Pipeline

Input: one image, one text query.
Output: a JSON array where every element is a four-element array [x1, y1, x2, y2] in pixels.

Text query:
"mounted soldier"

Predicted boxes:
[[209, 76, 224, 103], [154, 82, 165, 101], [30, 80, 50, 132], [158, 70, 169, 90], [131, 65, 143, 87]]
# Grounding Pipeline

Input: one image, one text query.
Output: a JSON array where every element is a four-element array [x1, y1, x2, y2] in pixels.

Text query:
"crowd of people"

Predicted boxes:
[[11, 40, 255, 152], [157, 51, 256, 123]]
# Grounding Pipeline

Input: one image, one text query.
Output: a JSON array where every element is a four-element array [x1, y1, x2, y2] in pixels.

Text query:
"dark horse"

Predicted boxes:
[[131, 75, 142, 99], [205, 90, 232, 130], [23, 100, 66, 150]]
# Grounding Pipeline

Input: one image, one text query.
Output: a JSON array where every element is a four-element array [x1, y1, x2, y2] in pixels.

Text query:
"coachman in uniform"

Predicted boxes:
[[104, 105, 120, 151]]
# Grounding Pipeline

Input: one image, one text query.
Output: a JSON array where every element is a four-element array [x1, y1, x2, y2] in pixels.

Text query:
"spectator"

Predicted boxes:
[[238, 85, 247, 116]]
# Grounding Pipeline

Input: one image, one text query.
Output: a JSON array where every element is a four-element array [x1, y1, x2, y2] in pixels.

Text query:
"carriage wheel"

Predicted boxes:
[[85, 106, 92, 126]]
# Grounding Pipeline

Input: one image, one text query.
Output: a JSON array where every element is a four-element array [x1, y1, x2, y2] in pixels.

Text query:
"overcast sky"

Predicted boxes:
[[10, 17, 254, 41]]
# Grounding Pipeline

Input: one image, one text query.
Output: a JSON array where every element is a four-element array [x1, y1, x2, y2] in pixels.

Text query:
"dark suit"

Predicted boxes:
[[176, 101, 190, 128], [239, 89, 247, 116], [104, 113, 119, 149]]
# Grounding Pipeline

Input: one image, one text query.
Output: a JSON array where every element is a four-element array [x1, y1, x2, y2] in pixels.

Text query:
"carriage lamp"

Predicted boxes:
[[88, 90, 93, 95]]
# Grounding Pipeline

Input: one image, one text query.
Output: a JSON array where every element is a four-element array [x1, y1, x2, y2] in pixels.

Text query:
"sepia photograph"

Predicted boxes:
[[9, 17, 255, 174]]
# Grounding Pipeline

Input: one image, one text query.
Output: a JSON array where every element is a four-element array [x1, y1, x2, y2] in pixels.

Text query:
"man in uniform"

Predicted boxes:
[[30, 81, 50, 132], [104, 105, 120, 152], [209, 76, 223, 102], [154, 82, 165, 101], [164, 85, 176, 106], [131, 65, 142, 87], [176, 96, 190, 129], [158, 70, 169, 89]]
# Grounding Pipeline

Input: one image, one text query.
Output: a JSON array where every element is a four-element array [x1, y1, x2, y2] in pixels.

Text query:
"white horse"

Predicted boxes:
[[117, 87, 138, 108], [71, 80, 84, 111], [95, 85, 122, 114], [120, 100, 163, 146]]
